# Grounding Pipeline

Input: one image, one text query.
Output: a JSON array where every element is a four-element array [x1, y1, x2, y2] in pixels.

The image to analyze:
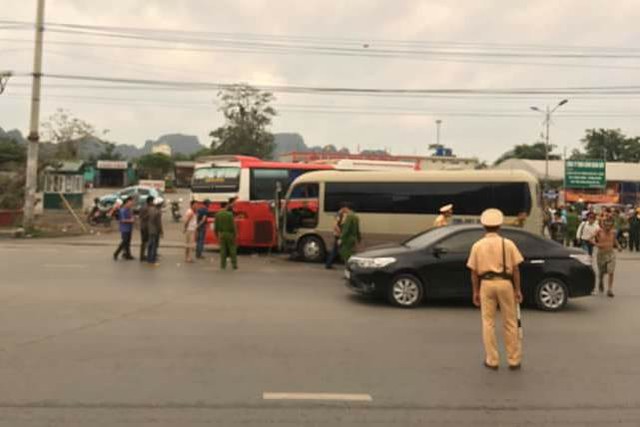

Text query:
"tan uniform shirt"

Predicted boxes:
[[466, 232, 524, 276], [433, 214, 449, 228]]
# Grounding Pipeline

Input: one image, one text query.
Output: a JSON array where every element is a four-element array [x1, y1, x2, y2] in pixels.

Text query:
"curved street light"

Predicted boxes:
[[530, 99, 569, 191]]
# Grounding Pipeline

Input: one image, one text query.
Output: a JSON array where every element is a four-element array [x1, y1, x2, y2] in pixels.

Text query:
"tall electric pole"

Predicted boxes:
[[530, 99, 568, 191], [435, 119, 442, 147], [23, 0, 46, 230]]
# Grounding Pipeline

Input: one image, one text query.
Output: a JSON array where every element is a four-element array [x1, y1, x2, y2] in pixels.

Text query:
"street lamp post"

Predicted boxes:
[[530, 99, 568, 191]]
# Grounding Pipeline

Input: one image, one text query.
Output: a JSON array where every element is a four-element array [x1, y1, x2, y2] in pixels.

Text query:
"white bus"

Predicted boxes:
[[282, 169, 542, 262]]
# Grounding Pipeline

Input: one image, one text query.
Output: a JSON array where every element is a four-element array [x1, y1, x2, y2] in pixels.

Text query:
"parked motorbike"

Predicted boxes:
[[87, 198, 112, 226], [617, 230, 629, 250], [171, 199, 182, 222]]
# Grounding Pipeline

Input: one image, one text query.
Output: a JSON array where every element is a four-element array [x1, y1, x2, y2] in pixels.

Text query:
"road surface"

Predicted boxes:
[[0, 240, 639, 426]]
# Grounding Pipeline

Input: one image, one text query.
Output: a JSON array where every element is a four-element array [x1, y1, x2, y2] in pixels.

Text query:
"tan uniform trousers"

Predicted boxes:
[[480, 279, 521, 367]]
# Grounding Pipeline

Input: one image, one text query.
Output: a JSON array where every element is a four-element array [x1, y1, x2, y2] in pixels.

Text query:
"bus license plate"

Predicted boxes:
[[344, 270, 351, 279]]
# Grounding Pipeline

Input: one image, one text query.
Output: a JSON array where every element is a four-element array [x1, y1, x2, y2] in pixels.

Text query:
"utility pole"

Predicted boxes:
[[435, 119, 442, 147], [530, 99, 568, 192], [23, 0, 46, 230]]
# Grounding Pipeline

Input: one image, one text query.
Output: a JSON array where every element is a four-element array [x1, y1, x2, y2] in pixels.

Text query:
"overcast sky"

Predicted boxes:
[[2, 0, 640, 162]]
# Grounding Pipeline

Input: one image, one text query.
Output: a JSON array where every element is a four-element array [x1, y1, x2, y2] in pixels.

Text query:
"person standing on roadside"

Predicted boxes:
[[549, 211, 566, 244], [183, 200, 198, 263], [629, 208, 640, 252], [138, 196, 153, 261], [594, 219, 618, 297], [565, 206, 580, 247], [576, 212, 599, 256], [467, 208, 524, 371], [325, 204, 348, 269], [146, 198, 164, 266], [510, 211, 528, 228], [215, 199, 237, 270], [339, 204, 361, 263], [195, 200, 210, 259], [113, 197, 135, 260], [434, 204, 453, 227]]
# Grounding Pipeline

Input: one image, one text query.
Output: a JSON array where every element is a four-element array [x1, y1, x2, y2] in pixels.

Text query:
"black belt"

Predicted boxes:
[[480, 272, 513, 281]]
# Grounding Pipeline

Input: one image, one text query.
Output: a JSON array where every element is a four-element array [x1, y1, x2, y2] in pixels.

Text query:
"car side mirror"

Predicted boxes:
[[432, 246, 448, 257]]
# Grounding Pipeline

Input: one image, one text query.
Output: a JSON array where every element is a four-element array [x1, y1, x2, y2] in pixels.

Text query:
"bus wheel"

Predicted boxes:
[[298, 236, 325, 263]]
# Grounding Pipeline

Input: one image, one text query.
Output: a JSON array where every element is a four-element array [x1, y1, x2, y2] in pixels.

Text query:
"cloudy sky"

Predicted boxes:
[[2, 0, 640, 162]]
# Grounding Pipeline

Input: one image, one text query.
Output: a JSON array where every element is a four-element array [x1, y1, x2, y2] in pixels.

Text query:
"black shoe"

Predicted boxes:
[[508, 364, 522, 371], [325, 265, 334, 270], [113, 253, 118, 261], [124, 256, 135, 261], [483, 362, 499, 371]]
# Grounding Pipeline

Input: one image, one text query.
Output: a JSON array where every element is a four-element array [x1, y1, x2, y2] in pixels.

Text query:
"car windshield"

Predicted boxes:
[[403, 227, 455, 249]]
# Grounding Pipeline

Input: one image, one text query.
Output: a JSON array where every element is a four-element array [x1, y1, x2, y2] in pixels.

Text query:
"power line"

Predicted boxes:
[[34, 73, 640, 96], [3, 19, 639, 53], [6, 92, 640, 118]]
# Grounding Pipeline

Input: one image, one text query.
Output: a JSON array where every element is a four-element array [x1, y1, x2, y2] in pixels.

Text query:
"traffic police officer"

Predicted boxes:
[[434, 204, 453, 227], [215, 199, 237, 270], [466, 208, 524, 370]]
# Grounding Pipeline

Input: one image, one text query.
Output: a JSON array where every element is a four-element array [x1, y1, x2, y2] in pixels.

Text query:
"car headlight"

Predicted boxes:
[[570, 253, 592, 266], [350, 256, 397, 269]]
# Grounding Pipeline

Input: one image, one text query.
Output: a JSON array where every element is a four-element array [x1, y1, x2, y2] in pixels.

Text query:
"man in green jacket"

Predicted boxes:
[[565, 206, 580, 247], [339, 204, 361, 262], [215, 199, 237, 270]]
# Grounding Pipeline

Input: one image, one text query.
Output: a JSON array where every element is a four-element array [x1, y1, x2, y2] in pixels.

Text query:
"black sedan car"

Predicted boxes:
[[345, 225, 595, 311]]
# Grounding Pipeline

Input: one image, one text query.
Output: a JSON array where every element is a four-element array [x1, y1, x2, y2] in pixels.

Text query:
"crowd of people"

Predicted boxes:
[[545, 203, 640, 253], [545, 202, 640, 297], [110, 196, 239, 269]]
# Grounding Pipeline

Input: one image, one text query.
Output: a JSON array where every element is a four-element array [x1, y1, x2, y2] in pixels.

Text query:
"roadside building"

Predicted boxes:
[[174, 161, 195, 188], [95, 160, 135, 188], [42, 160, 85, 210], [495, 159, 640, 205], [152, 144, 172, 157]]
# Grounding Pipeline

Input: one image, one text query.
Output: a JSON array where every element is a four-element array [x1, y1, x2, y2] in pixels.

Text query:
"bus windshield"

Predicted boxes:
[[192, 167, 240, 193]]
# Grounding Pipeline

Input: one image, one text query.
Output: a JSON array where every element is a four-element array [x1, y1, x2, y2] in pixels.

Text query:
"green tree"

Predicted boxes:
[[136, 153, 174, 180], [0, 138, 26, 167], [190, 147, 213, 160], [209, 84, 277, 159], [494, 142, 561, 165], [578, 128, 640, 162]]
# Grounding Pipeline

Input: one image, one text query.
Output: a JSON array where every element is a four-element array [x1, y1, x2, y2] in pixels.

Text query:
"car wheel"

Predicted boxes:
[[298, 235, 325, 263], [535, 277, 568, 312], [387, 274, 424, 308]]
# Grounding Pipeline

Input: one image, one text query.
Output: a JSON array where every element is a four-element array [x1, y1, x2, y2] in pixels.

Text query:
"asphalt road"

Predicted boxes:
[[0, 240, 639, 426]]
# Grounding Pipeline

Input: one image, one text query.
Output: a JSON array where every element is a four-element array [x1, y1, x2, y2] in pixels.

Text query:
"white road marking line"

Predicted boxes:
[[263, 392, 373, 402], [43, 264, 87, 269]]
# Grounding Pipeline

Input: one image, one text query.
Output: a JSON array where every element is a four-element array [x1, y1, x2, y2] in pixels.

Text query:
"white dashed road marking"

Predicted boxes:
[[263, 392, 373, 402]]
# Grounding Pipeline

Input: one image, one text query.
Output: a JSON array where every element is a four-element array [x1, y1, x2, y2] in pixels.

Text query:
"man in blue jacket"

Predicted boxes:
[[113, 197, 135, 260]]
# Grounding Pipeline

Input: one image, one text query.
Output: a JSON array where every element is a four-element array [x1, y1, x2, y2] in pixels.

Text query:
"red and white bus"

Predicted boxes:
[[191, 155, 333, 248]]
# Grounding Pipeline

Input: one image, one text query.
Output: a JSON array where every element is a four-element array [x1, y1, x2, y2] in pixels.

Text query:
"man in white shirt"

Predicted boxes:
[[183, 200, 198, 263], [576, 212, 600, 256]]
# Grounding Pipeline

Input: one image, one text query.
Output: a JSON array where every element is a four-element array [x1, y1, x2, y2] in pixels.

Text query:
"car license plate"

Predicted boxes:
[[344, 270, 351, 279]]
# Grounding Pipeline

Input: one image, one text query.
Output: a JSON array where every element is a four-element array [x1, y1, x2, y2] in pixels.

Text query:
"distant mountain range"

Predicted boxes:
[[1, 126, 346, 159]]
